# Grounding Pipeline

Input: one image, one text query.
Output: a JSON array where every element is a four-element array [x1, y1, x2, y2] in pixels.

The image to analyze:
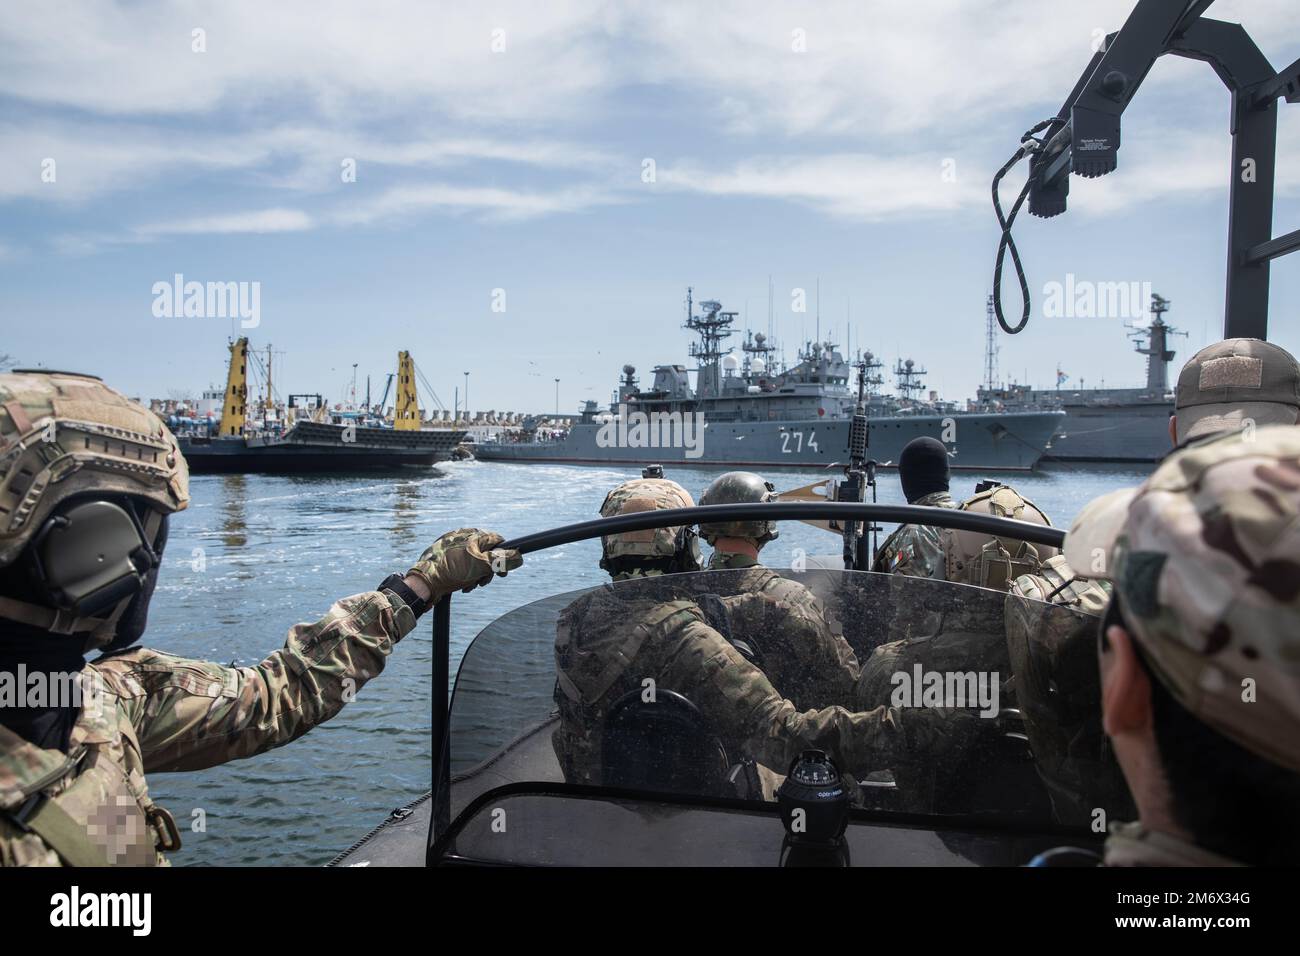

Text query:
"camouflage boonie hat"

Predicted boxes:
[[1064, 424, 1300, 772], [697, 471, 779, 545], [0, 371, 190, 567], [599, 478, 695, 563]]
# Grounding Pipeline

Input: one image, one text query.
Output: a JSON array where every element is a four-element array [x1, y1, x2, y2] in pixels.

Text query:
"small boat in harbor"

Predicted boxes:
[[175, 340, 465, 473]]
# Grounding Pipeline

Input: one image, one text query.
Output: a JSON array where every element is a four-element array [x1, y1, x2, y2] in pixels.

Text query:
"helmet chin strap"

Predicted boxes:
[[0, 594, 134, 651]]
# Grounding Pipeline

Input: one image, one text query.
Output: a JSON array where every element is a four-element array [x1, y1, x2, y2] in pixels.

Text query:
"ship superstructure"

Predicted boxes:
[[476, 290, 1063, 470]]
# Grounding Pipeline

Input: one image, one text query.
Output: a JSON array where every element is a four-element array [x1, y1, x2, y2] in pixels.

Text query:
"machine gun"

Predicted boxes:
[[836, 358, 879, 570]]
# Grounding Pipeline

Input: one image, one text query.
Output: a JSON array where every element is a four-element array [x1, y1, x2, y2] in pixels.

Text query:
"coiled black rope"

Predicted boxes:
[[991, 119, 1058, 334]]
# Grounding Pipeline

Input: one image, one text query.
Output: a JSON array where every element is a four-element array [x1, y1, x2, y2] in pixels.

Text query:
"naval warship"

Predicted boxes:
[[476, 292, 1063, 471], [976, 294, 1181, 463]]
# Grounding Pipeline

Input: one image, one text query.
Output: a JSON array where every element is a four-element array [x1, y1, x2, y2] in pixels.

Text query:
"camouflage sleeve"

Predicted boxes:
[[659, 617, 947, 778], [872, 526, 943, 579], [95, 589, 417, 773], [729, 586, 861, 709], [869, 528, 905, 573]]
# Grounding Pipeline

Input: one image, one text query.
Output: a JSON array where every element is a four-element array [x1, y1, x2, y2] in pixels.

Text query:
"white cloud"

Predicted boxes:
[[137, 208, 315, 235], [1, 0, 1296, 246], [331, 182, 621, 225], [660, 153, 981, 221]]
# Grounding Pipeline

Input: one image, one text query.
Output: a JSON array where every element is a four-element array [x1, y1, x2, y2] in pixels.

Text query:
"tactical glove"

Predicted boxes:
[[407, 528, 522, 601]]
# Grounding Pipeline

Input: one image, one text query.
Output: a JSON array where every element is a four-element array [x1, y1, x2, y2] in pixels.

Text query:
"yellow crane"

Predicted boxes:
[[394, 350, 420, 430], [217, 337, 249, 436]]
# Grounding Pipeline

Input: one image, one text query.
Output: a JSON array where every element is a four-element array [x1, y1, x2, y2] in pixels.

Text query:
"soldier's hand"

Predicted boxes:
[[406, 528, 523, 601]]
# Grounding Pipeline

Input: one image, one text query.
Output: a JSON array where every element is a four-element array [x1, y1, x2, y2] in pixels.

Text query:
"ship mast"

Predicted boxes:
[[983, 293, 1000, 392], [264, 343, 274, 420], [893, 358, 928, 405], [1129, 293, 1186, 394], [684, 290, 736, 400], [858, 349, 884, 398]]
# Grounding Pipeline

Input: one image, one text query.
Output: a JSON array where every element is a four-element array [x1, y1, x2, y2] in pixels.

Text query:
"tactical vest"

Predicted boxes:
[[0, 685, 182, 867], [941, 485, 1058, 590], [1011, 554, 1110, 614]]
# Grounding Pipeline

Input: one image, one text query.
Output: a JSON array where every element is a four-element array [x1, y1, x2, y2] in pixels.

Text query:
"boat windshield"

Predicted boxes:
[[445, 567, 1131, 836]]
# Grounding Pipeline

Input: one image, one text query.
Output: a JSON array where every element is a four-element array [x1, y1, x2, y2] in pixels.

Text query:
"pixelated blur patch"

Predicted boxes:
[[1120, 551, 1166, 618]]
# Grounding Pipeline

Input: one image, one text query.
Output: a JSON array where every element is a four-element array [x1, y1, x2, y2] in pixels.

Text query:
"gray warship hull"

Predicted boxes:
[[475, 411, 1063, 471], [1040, 399, 1173, 463]]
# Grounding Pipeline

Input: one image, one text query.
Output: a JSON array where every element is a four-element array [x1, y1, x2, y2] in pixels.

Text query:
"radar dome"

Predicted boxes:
[[751, 358, 767, 373], [722, 353, 740, 372], [622, 364, 636, 376]]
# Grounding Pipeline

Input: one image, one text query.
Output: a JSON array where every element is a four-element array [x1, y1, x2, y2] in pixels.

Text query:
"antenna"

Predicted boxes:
[[983, 293, 1000, 392], [815, 277, 820, 346], [1128, 292, 1186, 393]]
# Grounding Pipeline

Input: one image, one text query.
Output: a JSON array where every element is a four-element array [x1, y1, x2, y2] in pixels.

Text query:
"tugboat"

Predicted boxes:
[[176, 341, 464, 473], [476, 291, 1063, 471]]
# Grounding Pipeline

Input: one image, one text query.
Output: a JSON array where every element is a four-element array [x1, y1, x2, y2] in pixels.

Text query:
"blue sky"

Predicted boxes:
[[2, 0, 1298, 415]]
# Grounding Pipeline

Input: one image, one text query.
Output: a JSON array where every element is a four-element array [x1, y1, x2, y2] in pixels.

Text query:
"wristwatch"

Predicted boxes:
[[378, 573, 431, 619]]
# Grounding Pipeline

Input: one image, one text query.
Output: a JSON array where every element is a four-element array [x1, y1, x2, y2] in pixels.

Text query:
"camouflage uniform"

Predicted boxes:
[[552, 584, 965, 788], [1004, 555, 1131, 827], [858, 485, 1056, 708], [1, 590, 417, 866], [704, 550, 861, 710], [1060, 424, 1300, 866], [869, 491, 957, 579]]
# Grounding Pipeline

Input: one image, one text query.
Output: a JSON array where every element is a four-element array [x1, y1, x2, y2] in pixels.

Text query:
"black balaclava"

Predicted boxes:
[[0, 509, 168, 752], [899, 437, 951, 504]]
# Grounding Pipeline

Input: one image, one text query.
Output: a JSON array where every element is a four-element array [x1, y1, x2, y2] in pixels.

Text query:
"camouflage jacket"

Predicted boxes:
[[705, 552, 861, 709], [0, 589, 416, 866], [870, 491, 958, 579], [1004, 557, 1131, 827], [552, 586, 968, 788]]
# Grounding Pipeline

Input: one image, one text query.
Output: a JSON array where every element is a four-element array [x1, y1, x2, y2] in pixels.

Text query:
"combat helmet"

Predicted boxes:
[[598, 477, 701, 579], [0, 370, 190, 645], [697, 472, 779, 546]]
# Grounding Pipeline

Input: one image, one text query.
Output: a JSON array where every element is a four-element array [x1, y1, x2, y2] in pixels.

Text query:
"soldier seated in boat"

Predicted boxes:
[[551, 475, 990, 802], [858, 437, 1058, 711], [695, 471, 861, 710], [0, 370, 522, 867], [871, 437, 959, 579]]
